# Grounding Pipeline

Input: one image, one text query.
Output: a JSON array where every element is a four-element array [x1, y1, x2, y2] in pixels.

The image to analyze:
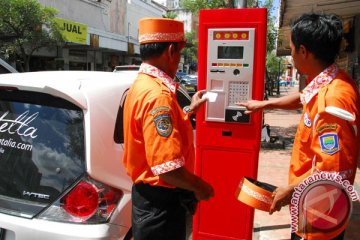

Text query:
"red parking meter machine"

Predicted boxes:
[[194, 8, 267, 240]]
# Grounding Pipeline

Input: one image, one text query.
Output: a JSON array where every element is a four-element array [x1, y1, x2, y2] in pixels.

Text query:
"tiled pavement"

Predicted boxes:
[[253, 85, 360, 240]]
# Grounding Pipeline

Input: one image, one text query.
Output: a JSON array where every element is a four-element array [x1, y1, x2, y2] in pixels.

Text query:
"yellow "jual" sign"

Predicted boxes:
[[55, 18, 87, 44]]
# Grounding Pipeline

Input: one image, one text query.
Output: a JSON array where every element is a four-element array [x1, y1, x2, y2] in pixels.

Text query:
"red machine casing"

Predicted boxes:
[[194, 8, 267, 240]]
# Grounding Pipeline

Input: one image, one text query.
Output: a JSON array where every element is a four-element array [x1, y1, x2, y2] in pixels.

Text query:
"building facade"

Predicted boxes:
[[33, 0, 165, 71], [277, 0, 360, 88], [154, 0, 197, 72]]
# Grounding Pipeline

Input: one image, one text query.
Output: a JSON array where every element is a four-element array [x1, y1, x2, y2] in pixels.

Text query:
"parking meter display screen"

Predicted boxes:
[[217, 46, 244, 59]]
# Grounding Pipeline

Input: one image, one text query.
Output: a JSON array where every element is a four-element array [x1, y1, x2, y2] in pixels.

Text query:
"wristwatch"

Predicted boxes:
[[183, 105, 193, 115]]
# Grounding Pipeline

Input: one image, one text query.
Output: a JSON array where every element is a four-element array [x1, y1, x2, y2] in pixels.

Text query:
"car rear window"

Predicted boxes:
[[0, 90, 85, 215], [0, 65, 11, 74]]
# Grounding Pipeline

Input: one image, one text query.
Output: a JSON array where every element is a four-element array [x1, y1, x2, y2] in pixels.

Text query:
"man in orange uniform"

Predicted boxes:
[[238, 13, 360, 239], [123, 18, 214, 240]]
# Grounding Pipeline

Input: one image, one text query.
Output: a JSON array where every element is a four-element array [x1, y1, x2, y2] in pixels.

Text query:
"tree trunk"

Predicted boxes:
[[226, 0, 235, 8], [20, 47, 31, 72], [24, 55, 30, 72]]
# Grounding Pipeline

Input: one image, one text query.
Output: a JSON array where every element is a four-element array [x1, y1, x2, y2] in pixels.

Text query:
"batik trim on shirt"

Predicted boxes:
[[139, 63, 178, 94], [151, 156, 185, 175], [139, 32, 184, 44], [300, 64, 339, 104]]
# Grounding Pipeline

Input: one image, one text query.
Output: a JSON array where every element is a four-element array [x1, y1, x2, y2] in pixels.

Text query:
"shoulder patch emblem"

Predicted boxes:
[[319, 133, 339, 155], [154, 113, 172, 137]]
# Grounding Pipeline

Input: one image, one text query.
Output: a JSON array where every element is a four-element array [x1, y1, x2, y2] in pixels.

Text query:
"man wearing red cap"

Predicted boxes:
[[123, 18, 214, 240]]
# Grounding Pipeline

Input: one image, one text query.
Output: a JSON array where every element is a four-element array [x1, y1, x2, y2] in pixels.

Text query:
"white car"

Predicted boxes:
[[113, 65, 140, 72], [0, 70, 193, 239]]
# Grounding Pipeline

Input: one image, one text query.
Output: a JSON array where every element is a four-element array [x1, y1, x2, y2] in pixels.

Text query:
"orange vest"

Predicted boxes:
[[290, 70, 360, 239], [123, 73, 194, 188]]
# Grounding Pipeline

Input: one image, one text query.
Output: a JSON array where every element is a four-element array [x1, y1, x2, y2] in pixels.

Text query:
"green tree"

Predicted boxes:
[[260, 0, 277, 53], [266, 51, 285, 80], [0, 0, 63, 72], [183, 31, 198, 72], [266, 51, 286, 95], [181, 0, 234, 13], [163, 11, 178, 19]]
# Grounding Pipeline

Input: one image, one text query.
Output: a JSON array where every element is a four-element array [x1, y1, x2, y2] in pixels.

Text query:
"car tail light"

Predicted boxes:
[[38, 176, 124, 223], [63, 181, 99, 220]]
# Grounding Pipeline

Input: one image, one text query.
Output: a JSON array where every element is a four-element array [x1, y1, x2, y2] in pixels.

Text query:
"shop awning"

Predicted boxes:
[[277, 0, 360, 56]]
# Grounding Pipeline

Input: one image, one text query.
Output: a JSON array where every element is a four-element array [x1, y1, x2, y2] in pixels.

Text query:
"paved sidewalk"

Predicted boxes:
[[253, 85, 360, 240]]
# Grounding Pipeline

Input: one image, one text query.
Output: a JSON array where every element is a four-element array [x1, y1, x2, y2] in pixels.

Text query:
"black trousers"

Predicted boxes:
[[291, 231, 345, 240], [131, 183, 194, 240]]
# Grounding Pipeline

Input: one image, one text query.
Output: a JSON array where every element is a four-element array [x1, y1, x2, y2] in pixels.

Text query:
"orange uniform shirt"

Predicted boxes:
[[290, 66, 360, 239], [123, 64, 194, 188], [290, 67, 360, 185]]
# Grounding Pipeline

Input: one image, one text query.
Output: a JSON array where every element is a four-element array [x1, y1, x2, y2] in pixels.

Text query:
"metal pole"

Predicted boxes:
[[128, 22, 131, 42], [277, 60, 281, 95], [236, 0, 247, 8]]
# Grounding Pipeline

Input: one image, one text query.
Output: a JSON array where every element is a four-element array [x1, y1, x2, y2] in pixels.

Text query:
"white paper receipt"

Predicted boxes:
[[202, 91, 218, 102]]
